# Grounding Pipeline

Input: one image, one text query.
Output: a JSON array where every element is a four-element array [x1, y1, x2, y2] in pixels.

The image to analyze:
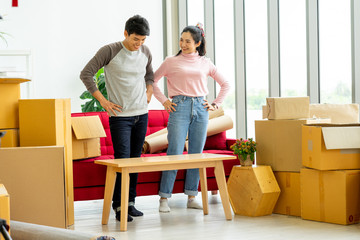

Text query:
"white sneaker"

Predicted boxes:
[[159, 198, 170, 213], [187, 198, 203, 209]]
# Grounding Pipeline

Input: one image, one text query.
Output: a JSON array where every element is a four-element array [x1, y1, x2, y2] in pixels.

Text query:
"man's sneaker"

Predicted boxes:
[[114, 207, 133, 222], [128, 205, 143, 217]]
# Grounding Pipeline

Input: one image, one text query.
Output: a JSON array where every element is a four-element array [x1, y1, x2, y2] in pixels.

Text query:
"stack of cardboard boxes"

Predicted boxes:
[[301, 123, 360, 225], [0, 78, 75, 228], [0, 78, 29, 147], [256, 97, 360, 225]]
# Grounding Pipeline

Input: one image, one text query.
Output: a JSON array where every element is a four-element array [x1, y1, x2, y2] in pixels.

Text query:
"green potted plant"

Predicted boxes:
[[230, 138, 257, 166], [80, 68, 107, 112]]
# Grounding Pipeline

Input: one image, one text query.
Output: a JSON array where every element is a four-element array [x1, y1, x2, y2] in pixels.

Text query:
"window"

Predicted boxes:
[[319, 0, 351, 103], [214, 0, 236, 138], [245, 0, 268, 138], [279, 0, 307, 97], [187, 0, 204, 25]]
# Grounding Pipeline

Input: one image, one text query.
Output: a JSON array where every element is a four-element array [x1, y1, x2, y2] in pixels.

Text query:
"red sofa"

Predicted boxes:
[[72, 110, 239, 201]]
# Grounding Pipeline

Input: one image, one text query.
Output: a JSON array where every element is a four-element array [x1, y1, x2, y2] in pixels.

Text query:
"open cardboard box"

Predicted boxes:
[[302, 123, 360, 170], [71, 116, 106, 160]]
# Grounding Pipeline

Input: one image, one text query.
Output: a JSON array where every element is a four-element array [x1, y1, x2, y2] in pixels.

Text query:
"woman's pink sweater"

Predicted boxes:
[[153, 52, 230, 106]]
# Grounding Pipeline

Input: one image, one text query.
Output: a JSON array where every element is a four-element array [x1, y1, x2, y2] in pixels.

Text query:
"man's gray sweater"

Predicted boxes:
[[80, 41, 154, 117]]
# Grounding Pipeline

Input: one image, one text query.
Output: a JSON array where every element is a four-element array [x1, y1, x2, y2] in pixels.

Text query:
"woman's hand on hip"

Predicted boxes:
[[203, 99, 216, 111]]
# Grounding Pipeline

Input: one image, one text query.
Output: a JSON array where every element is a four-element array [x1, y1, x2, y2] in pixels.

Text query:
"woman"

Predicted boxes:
[[152, 23, 230, 212]]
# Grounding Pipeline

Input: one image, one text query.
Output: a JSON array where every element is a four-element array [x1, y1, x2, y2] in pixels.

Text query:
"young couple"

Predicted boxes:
[[80, 15, 230, 222]]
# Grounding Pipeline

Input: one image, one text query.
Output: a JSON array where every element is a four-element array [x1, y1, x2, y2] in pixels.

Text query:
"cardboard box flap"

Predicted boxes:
[[0, 184, 8, 196], [305, 123, 360, 128], [322, 126, 360, 149], [0, 78, 31, 84], [71, 116, 106, 140]]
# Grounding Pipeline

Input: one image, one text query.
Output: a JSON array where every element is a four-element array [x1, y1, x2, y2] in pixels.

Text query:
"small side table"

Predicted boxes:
[[227, 165, 280, 217]]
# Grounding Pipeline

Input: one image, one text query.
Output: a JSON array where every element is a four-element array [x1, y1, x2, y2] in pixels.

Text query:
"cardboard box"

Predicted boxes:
[[0, 184, 10, 240], [273, 172, 300, 216], [19, 99, 74, 226], [264, 97, 310, 120], [302, 124, 360, 170], [309, 103, 359, 124], [227, 165, 280, 217], [0, 129, 19, 147], [301, 168, 360, 225], [0, 146, 67, 228], [72, 116, 106, 160], [0, 78, 30, 129], [255, 118, 330, 172]]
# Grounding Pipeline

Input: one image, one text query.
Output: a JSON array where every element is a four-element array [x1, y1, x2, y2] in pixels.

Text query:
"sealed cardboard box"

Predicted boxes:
[[264, 97, 310, 120], [273, 172, 300, 216], [19, 99, 74, 226], [302, 124, 360, 170], [0, 129, 19, 147], [72, 116, 106, 160], [309, 103, 359, 124], [0, 146, 67, 228], [0, 184, 10, 240], [255, 118, 330, 172], [227, 165, 280, 217], [301, 168, 360, 225], [0, 78, 30, 129]]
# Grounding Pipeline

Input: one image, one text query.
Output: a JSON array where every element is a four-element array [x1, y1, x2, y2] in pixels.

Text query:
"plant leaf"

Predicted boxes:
[[82, 99, 96, 112], [80, 91, 92, 100]]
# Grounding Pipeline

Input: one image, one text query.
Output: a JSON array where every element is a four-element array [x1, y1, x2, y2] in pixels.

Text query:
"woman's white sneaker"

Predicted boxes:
[[159, 198, 171, 212], [187, 198, 203, 209]]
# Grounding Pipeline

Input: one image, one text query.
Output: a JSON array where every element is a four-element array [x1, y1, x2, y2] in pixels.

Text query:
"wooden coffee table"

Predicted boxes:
[[95, 153, 236, 231]]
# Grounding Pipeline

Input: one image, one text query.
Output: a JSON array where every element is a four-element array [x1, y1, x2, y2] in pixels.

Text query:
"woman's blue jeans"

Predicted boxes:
[[109, 113, 148, 209], [159, 95, 209, 198]]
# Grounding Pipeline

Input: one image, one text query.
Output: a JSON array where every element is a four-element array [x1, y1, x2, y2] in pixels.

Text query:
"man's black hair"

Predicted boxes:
[[125, 15, 150, 36]]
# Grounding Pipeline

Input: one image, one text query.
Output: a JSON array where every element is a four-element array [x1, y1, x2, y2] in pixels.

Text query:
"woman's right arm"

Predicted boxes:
[[153, 59, 170, 105], [153, 59, 177, 112]]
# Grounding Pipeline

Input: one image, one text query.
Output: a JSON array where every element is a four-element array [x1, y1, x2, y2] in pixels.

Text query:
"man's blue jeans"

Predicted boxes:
[[109, 113, 148, 209], [159, 95, 209, 198]]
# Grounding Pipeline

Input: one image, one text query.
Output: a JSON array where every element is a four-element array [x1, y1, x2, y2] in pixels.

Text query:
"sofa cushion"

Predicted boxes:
[[204, 131, 227, 150], [73, 155, 113, 188], [146, 110, 169, 136]]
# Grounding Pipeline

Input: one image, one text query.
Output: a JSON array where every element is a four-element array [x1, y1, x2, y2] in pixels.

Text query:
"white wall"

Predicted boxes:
[[0, 0, 164, 112]]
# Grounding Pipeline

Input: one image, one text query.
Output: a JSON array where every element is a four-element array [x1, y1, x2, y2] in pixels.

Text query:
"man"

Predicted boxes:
[[80, 15, 153, 222]]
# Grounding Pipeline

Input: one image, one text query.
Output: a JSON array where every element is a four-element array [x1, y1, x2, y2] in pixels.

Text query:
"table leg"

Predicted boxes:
[[120, 168, 130, 232], [102, 166, 117, 225], [214, 161, 232, 220], [199, 168, 209, 215]]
